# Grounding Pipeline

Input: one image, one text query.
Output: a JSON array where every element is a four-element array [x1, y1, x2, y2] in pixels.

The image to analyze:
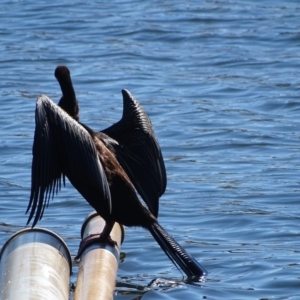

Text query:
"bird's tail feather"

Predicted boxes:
[[149, 222, 207, 279]]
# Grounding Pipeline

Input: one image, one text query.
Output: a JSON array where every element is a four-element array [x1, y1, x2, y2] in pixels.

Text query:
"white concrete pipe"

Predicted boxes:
[[74, 212, 125, 300], [0, 227, 72, 300]]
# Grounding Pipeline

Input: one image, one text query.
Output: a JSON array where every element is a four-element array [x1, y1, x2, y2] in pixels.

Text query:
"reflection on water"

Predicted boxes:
[[1, 0, 300, 299]]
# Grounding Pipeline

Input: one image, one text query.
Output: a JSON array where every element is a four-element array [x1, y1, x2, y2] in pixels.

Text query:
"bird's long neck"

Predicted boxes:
[[58, 79, 79, 121]]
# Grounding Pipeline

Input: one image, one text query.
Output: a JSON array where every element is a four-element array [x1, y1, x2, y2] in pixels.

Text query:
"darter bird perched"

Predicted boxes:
[[27, 67, 207, 279]]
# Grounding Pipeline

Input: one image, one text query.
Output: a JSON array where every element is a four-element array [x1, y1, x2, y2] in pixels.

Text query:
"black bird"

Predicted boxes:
[[54, 66, 166, 217], [27, 95, 207, 279]]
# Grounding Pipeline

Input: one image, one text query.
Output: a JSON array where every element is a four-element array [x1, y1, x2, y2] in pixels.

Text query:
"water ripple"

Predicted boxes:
[[0, 0, 300, 299]]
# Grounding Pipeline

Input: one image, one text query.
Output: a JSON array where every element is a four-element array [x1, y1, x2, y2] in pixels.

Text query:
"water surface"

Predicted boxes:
[[0, 1, 300, 299]]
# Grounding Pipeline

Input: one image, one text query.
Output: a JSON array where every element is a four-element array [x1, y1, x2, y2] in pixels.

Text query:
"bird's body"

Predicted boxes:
[[86, 124, 155, 228]]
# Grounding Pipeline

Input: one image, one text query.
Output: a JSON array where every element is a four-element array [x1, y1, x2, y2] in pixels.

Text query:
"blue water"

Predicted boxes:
[[1, 1, 300, 299]]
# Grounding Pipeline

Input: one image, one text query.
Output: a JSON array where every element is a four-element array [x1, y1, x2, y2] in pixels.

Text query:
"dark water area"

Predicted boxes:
[[1, 1, 300, 299]]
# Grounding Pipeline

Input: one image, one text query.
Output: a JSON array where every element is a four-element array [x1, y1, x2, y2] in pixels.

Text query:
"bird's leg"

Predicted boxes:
[[75, 220, 116, 260]]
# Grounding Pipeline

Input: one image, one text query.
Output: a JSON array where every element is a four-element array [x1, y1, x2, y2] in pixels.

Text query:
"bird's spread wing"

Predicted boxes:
[[27, 95, 111, 227], [101, 89, 166, 217]]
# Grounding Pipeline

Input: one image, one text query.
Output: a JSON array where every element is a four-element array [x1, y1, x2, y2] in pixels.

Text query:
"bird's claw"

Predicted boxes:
[[75, 233, 117, 260]]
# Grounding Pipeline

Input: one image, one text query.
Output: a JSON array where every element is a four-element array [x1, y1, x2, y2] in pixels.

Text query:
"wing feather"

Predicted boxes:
[[101, 89, 166, 217], [27, 95, 111, 227]]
